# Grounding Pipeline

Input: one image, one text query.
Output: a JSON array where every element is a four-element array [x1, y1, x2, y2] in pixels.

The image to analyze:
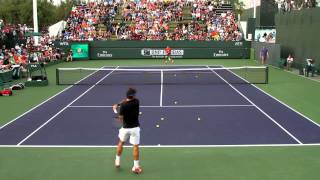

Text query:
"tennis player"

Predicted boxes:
[[112, 88, 142, 174], [164, 46, 174, 64]]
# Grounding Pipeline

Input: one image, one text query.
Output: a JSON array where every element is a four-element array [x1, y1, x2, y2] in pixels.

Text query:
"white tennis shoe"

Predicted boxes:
[[115, 159, 120, 168], [132, 166, 143, 174]]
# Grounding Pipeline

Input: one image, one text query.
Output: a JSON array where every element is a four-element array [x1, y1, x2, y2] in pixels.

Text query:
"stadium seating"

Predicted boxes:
[[61, 0, 243, 41]]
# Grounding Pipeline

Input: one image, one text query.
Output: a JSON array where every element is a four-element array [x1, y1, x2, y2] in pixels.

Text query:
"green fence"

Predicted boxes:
[[54, 41, 251, 60], [275, 7, 320, 70], [0, 70, 13, 84]]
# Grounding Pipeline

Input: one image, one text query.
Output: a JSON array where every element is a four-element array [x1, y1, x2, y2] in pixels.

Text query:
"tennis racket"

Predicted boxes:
[[112, 102, 123, 128], [112, 115, 123, 129]]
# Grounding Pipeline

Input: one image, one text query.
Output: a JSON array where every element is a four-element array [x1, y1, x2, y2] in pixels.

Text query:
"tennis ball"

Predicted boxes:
[[174, 101, 178, 104], [139, 112, 142, 115], [156, 125, 160, 128], [161, 117, 164, 121], [197, 117, 201, 121]]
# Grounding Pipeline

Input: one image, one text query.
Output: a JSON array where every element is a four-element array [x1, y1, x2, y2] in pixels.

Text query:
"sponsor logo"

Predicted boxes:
[[77, 48, 83, 54], [59, 42, 69, 46], [234, 42, 243, 46], [141, 49, 184, 58], [213, 50, 229, 57], [30, 64, 39, 68], [97, 50, 113, 58]]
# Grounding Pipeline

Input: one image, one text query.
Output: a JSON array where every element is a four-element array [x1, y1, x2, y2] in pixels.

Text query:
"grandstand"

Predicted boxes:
[[62, 0, 242, 41]]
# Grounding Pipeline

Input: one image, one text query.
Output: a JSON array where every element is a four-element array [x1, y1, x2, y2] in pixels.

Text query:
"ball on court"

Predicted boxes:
[[158, 144, 161, 146], [161, 117, 164, 121], [139, 112, 142, 115], [156, 124, 160, 128], [174, 101, 178, 104], [174, 74, 177, 77], [195, 75, 199, 78], [197, 117, 201, 121]]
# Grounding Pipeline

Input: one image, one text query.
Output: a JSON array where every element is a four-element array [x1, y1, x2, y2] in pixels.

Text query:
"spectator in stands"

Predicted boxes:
[[0, 19, 3, 28], [66, 49, 73, 62], [0, 49, 4, 70], [286, 54, 294, 70], [305, 58, 315, 77], [1, 51, 11, 70], [0, 49, 3, 60], [276, 0, 317, 13], [260, 46, 269, 65]]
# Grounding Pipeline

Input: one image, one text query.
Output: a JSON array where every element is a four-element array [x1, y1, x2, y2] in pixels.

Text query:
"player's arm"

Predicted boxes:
[[112, 104, 119, 113], [118, 103, 125, 122], [112, 99, 126, 113]]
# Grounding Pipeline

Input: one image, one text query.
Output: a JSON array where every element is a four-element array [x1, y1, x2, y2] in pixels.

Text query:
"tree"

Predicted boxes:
[[0, 0, 72, 28]]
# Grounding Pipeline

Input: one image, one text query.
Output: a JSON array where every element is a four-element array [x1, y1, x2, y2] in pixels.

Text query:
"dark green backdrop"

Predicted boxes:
[[240, 0, 277, 27], [275, 7, 320, 68], [54, 41, 251, 60]]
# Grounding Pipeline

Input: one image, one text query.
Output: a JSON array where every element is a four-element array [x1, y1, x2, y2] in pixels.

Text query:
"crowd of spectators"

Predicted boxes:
[[0, 19, 63, 73], [189, 1, 242, 41], [62, 1, 120, 41], [276, 0, 318, 13], [60, 0, 243, 41], [117, 0, 184, 40]]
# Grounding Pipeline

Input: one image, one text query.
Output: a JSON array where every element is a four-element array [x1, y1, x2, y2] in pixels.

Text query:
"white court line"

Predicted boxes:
[[17, 66, 120, 146], [270, 64, 320, 83], [257, 66, 320, 128], [68, 105, 255, 108], [1, 143, 320, 148], [160, 70, 163, 107], [0, 65, 211, 130], [226, 66, 320, 128], [0, 67, 103, 130], [206, 66, 303, 144]]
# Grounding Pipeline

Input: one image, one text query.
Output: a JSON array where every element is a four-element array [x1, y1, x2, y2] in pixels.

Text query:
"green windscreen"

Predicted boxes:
[[71, 44, 89, 59]]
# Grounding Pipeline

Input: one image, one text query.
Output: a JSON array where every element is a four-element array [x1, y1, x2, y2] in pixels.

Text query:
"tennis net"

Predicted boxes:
[[56, 66, 269, 85]]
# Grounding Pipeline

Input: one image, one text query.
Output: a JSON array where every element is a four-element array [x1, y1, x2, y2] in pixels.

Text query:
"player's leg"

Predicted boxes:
[[170, 56, 174, 64], [131, 145, 142, 174], [130, 127, 142, 174], [115, 128, 129, 168], [115, 140, 124, 168], [262, 56, 266, 65]]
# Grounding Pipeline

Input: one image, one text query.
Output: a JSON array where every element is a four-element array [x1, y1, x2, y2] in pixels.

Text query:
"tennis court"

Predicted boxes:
[[0, 65, 319, 146]]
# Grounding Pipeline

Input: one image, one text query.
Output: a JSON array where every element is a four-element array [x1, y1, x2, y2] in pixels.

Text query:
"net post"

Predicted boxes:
[[265, 66, 269, 84], [56, 68, 59, 85]]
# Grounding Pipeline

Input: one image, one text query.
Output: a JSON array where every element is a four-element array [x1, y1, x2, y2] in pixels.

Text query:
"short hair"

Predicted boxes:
[[126, 88, 136, 99]]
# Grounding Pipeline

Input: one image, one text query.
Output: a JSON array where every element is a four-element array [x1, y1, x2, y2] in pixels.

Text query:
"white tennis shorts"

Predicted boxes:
[[118, 127, 140, 145]]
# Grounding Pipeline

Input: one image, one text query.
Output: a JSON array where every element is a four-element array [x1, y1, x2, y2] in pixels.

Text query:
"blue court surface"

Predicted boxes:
[[0, 65, 320, 147]]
